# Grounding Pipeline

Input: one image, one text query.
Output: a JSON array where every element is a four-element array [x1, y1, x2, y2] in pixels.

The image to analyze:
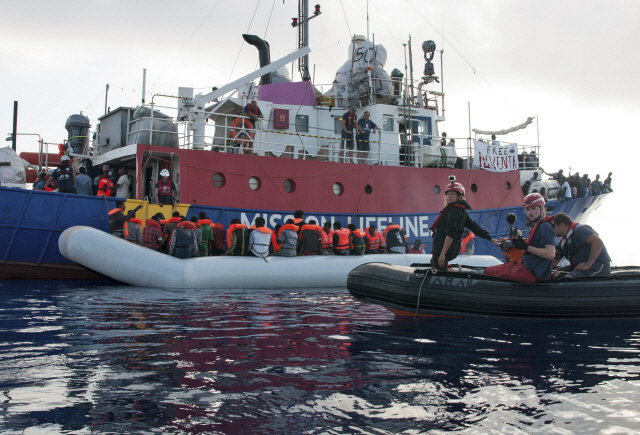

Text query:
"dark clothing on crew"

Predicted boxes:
[[299, 228, 322, 255], [522, 221, 555, 280], [430, 202, 492, 267], [558, 224, 611, 269], [50, 165, 76, 193]]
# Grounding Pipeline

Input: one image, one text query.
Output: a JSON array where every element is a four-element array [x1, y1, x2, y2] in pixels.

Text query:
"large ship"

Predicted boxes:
[[0, 2, 608, 279]]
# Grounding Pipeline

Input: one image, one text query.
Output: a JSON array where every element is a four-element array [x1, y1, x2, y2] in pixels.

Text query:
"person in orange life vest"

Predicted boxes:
[[553, 212, 611, 278], [168, 220, 199, 258], [162, 211, 183, 252], [332, 222, 351, 256], [409, 239, 425, 254], [247, 217, 277, 258], [484, 193, 555, 283], [108, 200, 143, 239], [320, 221, 334, 255], [347, 223, 367, 256], [225, 218, 249, 255], [124, 216, 143, 245], [430, 180, 499, 270], [292, 210, 304, 236], [298, 219, 324, 256], [96, 165, 114, 197], [274, 219, 299, 257], [383, 220, 409, 254], [154, 169, 178, 206], [197, 211, 214, 256], [459, 230, 475, 255], [143, 213, 164, 251], [365, 225, 381, 254]]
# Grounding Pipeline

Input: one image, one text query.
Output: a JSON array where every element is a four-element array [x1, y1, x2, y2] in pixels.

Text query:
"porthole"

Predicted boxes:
[[505, 181, 511, 190], [433, 185, 441, 195], [471, 184, 478, 193], [249, 177, 262, 191], [333, 182, 344, 196], [212, 173, 226, 188], [284, 179, 296, 193], [364, 184, 373, 194]]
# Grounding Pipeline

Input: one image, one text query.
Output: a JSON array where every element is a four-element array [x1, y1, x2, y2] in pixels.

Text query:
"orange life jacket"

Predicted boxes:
[[129, 218, 142, 225], [177, 221, 196, 230], [107, 208, 129, 237], [157, 178, 173, 203], [334, 228, 351, 250], [460, 232, 475, 253], [227, 223, 248, 248], [145, 219, 161, 229], [365, 231, 380, 250], [350, 229, 367, 252], [278, 223, 299, 238], [409, 244, 425, 254], [97, 177, 113, 197], [321, 229, 334, 249], [382, 224, 401, 240]]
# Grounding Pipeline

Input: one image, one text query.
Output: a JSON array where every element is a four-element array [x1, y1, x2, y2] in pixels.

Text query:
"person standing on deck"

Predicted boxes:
[[484, 193, 555, 282], [356, 111, 377, 163], [44, 155, 75, 193], [430, 180, 499, 270], [340, 106, 358, 163], [75, 167, 92, 196], [154, 169, 178, 207]]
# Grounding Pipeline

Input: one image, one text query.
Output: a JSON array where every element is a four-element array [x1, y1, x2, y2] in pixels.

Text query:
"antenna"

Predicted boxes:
[[292, 1, 322, 81]]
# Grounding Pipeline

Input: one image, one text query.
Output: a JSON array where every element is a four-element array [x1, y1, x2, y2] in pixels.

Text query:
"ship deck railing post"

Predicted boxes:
[[377, 131, 382, 165], [149, 102, 154, 146]]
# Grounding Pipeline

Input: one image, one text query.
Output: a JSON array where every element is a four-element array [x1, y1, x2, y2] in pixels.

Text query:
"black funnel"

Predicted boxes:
[[243, 34, 271, 85]]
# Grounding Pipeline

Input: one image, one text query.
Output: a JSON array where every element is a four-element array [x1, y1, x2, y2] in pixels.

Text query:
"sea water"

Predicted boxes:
[[1, 280, 639, 434]]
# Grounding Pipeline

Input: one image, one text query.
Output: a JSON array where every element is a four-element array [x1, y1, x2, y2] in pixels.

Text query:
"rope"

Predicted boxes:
[[350, 165, 375, 221], [414, 270, 429, 319]]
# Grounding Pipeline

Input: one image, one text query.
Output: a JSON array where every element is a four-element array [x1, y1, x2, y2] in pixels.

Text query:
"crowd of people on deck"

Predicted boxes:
[[521, 168, 613, 200]]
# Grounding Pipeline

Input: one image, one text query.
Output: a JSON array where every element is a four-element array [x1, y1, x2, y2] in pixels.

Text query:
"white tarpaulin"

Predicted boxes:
[[474, 140, 519, 172], [472, 117, 535, 135]]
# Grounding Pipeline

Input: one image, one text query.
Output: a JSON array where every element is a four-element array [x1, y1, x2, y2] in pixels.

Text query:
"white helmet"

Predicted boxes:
[[60, 155, 70, 162], [160, 169, 170, 177]]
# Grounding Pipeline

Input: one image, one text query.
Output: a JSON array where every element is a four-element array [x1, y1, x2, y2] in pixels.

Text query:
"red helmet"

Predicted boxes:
[[523, 192, 545, 208], [445, 182, 465, 196]]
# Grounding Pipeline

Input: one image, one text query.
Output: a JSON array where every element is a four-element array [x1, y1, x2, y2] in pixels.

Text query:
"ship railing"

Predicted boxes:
[[313, 77, 443, 114], [125, 102, 192, 149]]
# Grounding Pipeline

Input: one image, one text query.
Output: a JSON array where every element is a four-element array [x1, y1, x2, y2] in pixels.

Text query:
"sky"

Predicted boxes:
[[1, 0, 639, 263]]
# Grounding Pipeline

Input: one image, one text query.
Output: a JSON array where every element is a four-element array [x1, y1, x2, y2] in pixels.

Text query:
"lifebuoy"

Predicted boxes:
[[229, 118, 255, 145]]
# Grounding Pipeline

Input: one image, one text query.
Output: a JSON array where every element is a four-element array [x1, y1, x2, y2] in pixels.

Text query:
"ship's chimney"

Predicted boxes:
[[242, 34, 272, 85]]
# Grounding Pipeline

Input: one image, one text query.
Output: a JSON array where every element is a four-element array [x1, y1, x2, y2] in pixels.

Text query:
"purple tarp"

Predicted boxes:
[[258, 81, 318, 106]]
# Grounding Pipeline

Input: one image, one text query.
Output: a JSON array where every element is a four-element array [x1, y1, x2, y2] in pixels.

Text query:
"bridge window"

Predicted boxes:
[[382, 116, 394, 132], [334, 118, 343, 134], [295, 115, 309, 133]]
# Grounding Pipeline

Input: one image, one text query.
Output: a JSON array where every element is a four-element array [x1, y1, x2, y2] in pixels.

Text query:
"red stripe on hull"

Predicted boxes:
[[138, 145, 522, 214]]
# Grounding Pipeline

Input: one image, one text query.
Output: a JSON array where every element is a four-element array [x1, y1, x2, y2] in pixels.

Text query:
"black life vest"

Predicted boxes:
[[350, 229, 366, 255], [430, 203, 468, 231]]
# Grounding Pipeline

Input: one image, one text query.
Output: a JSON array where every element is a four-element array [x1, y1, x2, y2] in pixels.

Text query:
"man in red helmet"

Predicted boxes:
[[429, 179, 499, 270], [484, 193, 556, 283]]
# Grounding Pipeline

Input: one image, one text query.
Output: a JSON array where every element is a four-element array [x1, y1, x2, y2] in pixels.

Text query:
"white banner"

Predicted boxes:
[[474, 140, 519, 172]]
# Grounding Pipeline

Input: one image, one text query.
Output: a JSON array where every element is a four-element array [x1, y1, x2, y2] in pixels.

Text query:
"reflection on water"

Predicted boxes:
[[1, 280, 640, 434]]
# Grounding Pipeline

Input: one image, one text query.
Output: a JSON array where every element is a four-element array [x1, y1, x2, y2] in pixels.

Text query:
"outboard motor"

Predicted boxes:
[[65, 113, 91, 154]]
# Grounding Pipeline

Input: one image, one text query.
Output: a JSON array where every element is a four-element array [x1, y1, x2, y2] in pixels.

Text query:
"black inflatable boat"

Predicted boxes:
[[347, 263, 640, 319]]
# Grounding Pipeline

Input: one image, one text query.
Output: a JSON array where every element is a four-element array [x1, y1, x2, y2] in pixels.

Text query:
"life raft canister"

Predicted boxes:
[[229, 118, 255, 145]]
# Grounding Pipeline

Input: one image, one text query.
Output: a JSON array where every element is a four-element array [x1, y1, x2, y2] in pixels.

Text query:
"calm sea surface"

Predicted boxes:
[[1, 280, 639, 434]]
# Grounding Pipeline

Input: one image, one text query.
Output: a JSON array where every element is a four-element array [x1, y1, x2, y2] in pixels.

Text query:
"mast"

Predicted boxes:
[[293, 1, 321, 81]]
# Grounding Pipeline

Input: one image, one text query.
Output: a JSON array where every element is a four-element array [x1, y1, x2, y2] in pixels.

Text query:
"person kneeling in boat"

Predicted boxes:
[[553, 212, 611, 277], [248, 217, 278, 259], [383, 221, 409, 254], [168, 220, 199, 258], [108, 201, 143, 239], [431, 180, 499, 270], [484, 193, 555, 283]]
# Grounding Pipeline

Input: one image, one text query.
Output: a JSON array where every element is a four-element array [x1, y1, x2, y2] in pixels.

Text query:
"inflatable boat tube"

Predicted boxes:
[[347, 263, 640, 319], [59, 226, 501, 289]]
